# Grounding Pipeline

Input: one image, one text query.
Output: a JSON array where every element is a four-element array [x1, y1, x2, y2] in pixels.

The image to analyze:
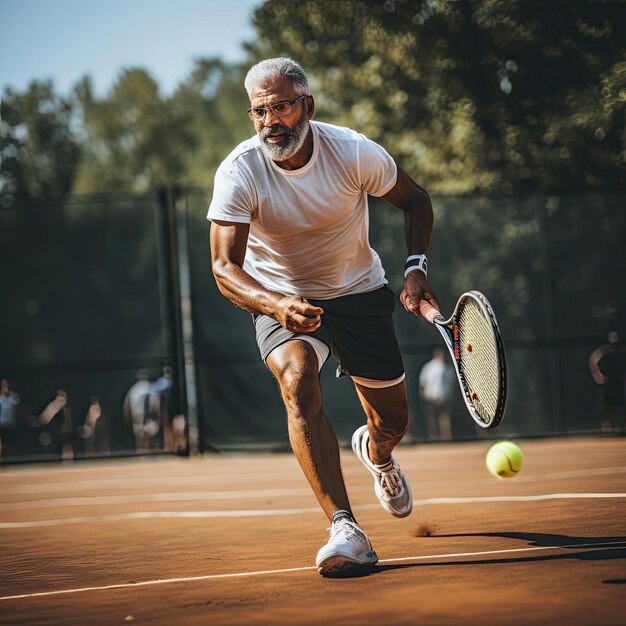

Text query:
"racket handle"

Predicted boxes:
[[419, 299, 441, 324]]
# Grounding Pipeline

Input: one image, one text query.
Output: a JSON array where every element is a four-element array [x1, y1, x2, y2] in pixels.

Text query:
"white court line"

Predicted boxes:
[[1, 488, 325, 510], [1, 493, 625, 528], [502, 466, 626, 482], [4, 481, 626, 511], [3, 466, 625, 496], [1, 540, 624, 602], [0, 473, 302, 494], [5, 467, 626, 507]]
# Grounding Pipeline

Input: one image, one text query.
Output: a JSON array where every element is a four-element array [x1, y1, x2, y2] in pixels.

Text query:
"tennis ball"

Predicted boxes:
[[486, 441, 523, 478]]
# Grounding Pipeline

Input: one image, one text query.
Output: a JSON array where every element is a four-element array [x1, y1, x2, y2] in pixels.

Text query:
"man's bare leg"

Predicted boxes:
[[351, 379, 413, 518], [353, 380, 409, 464], [439, 411, 452, 441], [266, 340, 352, 521]]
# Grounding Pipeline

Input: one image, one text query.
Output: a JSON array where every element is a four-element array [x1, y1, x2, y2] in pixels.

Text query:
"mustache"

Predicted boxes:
[[260, 124, 292, 139]]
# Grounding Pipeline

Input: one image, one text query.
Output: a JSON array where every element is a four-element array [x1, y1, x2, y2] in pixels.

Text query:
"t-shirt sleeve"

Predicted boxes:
[[357, 134, 398, 197], [207, 160, 255, 223]]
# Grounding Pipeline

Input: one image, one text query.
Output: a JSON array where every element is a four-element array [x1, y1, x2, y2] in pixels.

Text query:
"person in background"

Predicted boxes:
[[589, 331, 626, 432], [77, 397, 109, 456], [419, 348, 455, 441], [38, 389, 71, 459], [0, 379, 20, 460], [149, 366, 186, 453], [123, 370, 152, 452]]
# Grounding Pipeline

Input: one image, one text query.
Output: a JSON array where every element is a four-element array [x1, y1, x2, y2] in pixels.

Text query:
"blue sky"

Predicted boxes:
[[0, 0, 262, 96]]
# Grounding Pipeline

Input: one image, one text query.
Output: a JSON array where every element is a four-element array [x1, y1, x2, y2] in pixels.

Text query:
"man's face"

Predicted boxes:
[[249, 76, 310, 162]]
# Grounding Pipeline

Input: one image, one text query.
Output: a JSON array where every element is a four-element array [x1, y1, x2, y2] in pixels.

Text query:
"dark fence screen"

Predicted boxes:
[[188, 191, 625, 448], [1, 190, 624, 461], [0, 194, 177, 460]]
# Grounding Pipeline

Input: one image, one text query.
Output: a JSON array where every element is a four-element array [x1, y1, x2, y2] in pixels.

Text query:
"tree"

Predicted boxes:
[[72, 69, 195, 193], [168, 58, 253, 189], [252, 0, 626, 193], [70, 61, 252, 194], [0, 81, 81, 204]]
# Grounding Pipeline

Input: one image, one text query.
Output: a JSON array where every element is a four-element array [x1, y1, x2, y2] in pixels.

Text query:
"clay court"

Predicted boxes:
[[1, 436, 625, 626]]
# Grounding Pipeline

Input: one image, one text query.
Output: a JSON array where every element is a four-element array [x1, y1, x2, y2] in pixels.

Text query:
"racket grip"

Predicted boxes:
[[419, 299, 441, 324]]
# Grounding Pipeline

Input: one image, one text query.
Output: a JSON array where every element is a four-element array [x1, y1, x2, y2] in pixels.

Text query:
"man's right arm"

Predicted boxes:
[[210, 219, 323, 333]]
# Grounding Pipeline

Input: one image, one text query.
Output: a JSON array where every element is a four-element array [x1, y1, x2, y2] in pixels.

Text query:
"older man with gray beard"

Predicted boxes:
[[208, 58, 437, 577]]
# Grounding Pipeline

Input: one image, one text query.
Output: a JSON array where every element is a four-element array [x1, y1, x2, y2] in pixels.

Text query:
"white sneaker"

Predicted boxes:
[[316, 518, 378, 577], [351, 425, 413, 518]]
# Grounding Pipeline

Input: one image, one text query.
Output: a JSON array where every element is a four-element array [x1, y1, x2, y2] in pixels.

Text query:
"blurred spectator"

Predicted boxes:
[[123, 370, 151, 451], [149, 366, 186, 453], [0, 379, 20, 460], [589, 331, 626, 432], [76, 397, 109, 456], [419, 348, 455, 441], [37, 389, 71, 459]]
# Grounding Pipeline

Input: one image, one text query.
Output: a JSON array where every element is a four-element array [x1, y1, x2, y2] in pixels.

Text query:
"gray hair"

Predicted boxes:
[[244, 58, 309, 98]]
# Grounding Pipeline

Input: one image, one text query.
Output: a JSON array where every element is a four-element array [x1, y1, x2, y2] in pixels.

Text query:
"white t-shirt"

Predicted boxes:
[[0, 392, 19, 428], [207, 120, 397, 299], [125, 380, 150, 420], [419, 359, 454, 402]]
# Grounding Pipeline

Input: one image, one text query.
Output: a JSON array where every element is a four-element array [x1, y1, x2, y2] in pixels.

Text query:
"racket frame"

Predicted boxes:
[[424, 290, 507, 429]]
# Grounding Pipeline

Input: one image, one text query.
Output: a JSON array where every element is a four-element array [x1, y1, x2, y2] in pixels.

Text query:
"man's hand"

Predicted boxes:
[[400, 271, 439, 317], [273, 295, 323, 332]]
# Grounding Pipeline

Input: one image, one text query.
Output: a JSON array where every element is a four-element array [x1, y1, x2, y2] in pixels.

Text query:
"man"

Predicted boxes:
[[123, 370, 151, 451], [148, 366, 186, 452], [38, 388, 71, 459], [208, 58, 437, 577], [0, 379, 20, 460], [589, 331, 626, 432], [419, 347, 455, 441]]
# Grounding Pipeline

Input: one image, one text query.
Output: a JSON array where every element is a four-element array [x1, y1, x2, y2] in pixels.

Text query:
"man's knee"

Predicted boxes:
[[268, 345, 322, 416], [375, 411, 409, 440], [361, 385, 408, 426], [367, 393, 409, 441]]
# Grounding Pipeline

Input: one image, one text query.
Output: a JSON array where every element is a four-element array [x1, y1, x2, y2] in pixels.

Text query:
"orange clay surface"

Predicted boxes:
[[1, 437, 625, 625]]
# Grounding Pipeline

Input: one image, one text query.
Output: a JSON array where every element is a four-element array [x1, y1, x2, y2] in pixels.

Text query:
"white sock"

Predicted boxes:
[[375, 458, 394, 473]]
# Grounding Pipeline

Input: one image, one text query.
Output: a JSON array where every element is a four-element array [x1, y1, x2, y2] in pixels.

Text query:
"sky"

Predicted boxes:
[[0, 0, 262, 97]]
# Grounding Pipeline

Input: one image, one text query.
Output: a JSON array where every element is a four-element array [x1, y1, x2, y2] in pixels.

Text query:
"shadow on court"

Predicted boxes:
[[433, 531, 626, 548], [371, 545, 626, 577], [322, 532, 626, 579]]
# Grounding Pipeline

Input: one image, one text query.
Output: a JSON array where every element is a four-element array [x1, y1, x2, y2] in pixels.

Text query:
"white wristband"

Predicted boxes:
[[404, 254, 428, 278]]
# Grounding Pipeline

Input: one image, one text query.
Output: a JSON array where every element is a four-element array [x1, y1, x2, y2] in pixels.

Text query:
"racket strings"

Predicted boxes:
[[457, 300, 501, 421]]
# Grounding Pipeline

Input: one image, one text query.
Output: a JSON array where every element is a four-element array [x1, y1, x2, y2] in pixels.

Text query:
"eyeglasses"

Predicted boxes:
[[247, 95, 308, 122]]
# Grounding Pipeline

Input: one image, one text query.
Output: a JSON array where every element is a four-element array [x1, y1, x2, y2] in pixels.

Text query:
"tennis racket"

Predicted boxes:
[[419, 291, 507, 428]]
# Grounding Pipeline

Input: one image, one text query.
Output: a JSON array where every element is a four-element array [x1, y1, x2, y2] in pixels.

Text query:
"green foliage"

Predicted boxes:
[[252, 0, 626, 193], [2, 2, 623, 198], [73, 69, 192, 193], [1, 81, 81, 203], [71, 62, 252, 194], [2, 61, 253, 199], [168, 59, 252, 189]]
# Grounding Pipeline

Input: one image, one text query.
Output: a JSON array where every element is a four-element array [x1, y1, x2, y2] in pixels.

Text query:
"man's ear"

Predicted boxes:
[[306, 95, 315, 120]]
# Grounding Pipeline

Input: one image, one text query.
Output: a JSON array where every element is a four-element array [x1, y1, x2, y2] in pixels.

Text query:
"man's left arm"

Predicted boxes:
[[382, 166, 438, 316]]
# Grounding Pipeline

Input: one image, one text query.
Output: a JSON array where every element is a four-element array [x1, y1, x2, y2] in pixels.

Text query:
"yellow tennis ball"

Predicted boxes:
[[486, 441, 523, 478]]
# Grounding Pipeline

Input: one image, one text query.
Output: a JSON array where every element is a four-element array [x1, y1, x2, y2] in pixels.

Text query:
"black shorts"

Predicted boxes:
[[252, 286, 404, 381]]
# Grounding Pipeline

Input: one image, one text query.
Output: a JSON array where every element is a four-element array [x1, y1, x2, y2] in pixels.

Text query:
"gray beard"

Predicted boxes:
[[259, 113, 310, 162]]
